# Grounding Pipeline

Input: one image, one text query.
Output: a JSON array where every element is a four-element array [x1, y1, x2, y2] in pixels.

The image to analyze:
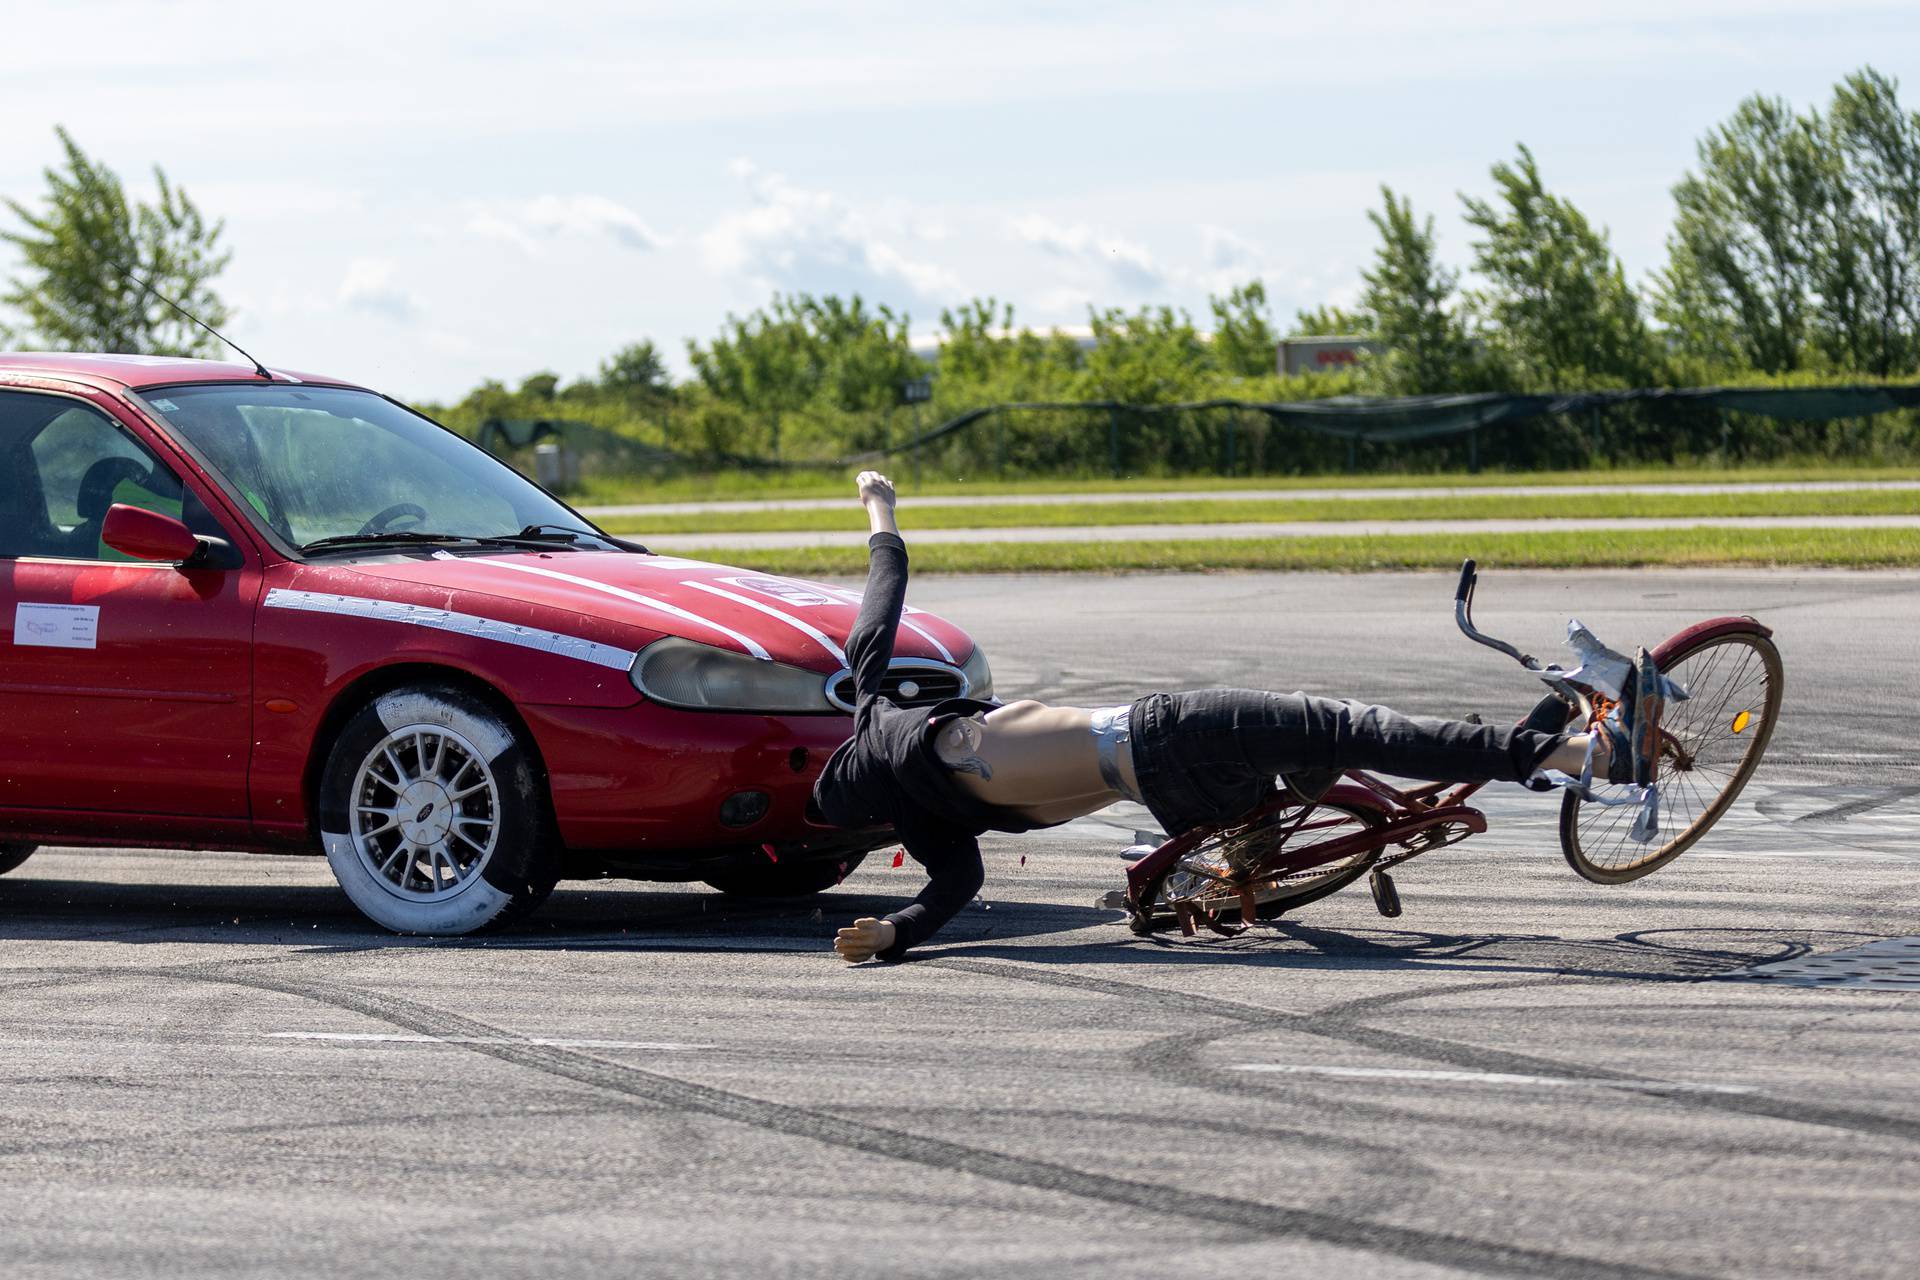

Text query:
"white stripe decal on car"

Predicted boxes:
[[263, 589, 638, 671], [680, 580, 848, 664], [800, 580, 955, 662], [898, 615, 956, 663], [480, 560, 771, 660]]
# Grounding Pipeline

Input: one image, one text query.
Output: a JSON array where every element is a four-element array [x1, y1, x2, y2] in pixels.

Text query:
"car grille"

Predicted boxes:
[[826, 663, 966, 712]]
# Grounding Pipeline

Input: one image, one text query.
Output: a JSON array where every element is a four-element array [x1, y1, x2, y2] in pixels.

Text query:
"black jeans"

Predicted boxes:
[[1128, 689, 1562, 837]]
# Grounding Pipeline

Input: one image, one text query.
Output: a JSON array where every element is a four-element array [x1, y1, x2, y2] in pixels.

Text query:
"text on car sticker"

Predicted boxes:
[[14, 603, 100, 650], [720, 575, 842, 608]]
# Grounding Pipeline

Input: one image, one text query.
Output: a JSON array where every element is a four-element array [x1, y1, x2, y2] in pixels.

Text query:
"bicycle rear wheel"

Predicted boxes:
[[1560, 628, 1783, 884], [1140, 795, 1388, 927]]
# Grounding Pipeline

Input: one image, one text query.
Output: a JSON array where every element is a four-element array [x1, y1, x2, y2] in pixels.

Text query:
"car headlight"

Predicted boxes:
[[960, 643, 993, 701], [631, 638, 833, 712]]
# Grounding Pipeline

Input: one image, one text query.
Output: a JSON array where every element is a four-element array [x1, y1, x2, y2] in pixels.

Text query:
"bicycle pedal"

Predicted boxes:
[[1369, 869, 1403, 918]]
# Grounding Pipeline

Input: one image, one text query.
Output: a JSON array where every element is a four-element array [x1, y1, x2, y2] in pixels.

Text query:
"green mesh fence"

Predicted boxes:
[[476, 385, 1920, 481]]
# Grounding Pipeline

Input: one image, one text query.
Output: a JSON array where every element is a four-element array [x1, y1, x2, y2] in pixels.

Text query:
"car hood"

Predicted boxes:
[[329, 549, 973, 673]]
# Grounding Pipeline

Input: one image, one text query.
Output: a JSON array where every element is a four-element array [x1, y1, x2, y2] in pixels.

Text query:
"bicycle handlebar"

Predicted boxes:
[[1453, 557, 1539, 670], [1455, 558, 1477, 604]]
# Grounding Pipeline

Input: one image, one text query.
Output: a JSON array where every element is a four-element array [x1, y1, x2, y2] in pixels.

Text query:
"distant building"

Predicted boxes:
[[1276, 335, 1384, 377]]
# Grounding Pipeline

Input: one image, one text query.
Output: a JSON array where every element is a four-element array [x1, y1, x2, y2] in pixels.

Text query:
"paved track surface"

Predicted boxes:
[[4, 569, 1916, 1278], [581, 477, 1920, 518], [641, 513, 1920, 551]]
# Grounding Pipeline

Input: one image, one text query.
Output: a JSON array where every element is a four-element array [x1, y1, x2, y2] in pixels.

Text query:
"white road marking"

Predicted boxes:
[[481, 560, 770, 659], [578, 477, 1920, 519], [639, 513, 1920, 552], [267, 1031, 714, 1050], [1691, 849, 1918, 862], [1227, 1064, 1757, 1093]]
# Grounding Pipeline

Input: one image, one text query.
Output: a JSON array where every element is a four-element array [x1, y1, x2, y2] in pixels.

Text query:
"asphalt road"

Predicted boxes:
[[3, 569, 1916, 1279], [640, 513, 1920, 551]]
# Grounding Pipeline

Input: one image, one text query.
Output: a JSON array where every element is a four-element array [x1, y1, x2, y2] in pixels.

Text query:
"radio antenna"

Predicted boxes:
[[122, 267, 272, 381]]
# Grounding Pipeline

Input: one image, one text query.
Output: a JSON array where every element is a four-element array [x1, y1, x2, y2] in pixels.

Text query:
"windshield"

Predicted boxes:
[[140, 385, 598, 551]]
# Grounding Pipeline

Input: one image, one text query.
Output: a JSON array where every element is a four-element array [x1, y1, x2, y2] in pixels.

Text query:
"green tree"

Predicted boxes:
[[2, 127, 231, 356], [934, 298, 1015, 384], [1462, 145, 1659, 388], [1816, 68, 1920, 375], [598, 340, 673, 398], [1081, 305, 1211, 402], [518, 370, 560, 400], [1289, 305, 1372, 337], [1653, 94, 1827, 373], [687, 292, 915, 457], [1207, 281, 1277, 377], [1358, 186, 1476, 392]]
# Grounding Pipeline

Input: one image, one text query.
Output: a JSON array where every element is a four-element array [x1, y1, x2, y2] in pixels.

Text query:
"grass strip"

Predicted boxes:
[[668, 526, 1920, 576], [601, 487, 1920, 535], [576, 462, 1920, 506]]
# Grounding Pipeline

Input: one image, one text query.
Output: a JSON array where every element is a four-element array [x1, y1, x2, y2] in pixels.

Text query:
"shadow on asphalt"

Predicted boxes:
[[914, 918, 1883, 983], [0, 875, 1113, 954], [0, 874, 1877, 980]]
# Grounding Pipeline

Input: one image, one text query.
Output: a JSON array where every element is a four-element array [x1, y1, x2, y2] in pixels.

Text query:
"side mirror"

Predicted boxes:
[[101, 503, 219, 567]]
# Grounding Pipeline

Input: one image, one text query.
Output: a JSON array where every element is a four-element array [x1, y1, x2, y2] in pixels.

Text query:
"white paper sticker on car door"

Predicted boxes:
[[13, 603, 100, 650]]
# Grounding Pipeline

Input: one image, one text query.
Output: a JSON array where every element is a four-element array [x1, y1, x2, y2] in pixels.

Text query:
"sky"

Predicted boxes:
[[2, 1, 1916, 401]]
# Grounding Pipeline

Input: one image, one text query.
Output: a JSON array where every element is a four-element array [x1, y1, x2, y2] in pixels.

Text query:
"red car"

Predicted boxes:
[[0, 354, 988, 933]]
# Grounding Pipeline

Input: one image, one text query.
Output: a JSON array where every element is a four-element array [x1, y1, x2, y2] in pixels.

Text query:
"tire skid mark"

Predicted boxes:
[[837, 1102, 1444, 1226], [939, 957, 1920, 1146], [127, 962, 1699, 1280], [1314, 975, 1582, 1023]]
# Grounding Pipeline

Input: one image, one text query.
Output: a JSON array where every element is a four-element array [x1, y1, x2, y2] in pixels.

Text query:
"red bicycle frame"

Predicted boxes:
[[1124, 775, 1490, 920], [1122, 551, 1774, 930]]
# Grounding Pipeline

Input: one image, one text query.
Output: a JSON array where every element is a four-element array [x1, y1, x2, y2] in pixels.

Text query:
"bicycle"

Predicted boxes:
[[1123, 559, 1783, 937]]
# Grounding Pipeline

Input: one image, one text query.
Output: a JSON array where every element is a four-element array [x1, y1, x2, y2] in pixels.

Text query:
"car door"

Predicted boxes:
[[0, 387, 257, 819]]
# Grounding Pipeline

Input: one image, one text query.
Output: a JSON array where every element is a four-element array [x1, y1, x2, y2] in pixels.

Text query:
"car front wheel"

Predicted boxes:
[[0, 844, 37, 876], [319, 684, 559, 935]]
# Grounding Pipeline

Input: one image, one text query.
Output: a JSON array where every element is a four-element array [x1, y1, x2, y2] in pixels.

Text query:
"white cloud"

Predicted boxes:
[[1192, 224, 1289, 295], [700, 161, 964, 300], [1199, 224, 1263, 273], [467, 195, 664, 255], [1010, 215, 1166, 292], [337, 259, 421, 321]]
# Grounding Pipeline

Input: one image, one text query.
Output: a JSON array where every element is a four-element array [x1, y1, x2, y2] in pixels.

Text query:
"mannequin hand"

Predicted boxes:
[[834, 916, 898, 963], [856, 470, 896, 512]]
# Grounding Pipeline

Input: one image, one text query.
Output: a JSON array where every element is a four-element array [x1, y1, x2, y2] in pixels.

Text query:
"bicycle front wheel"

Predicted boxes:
[[1560, 627, 1783, 884]]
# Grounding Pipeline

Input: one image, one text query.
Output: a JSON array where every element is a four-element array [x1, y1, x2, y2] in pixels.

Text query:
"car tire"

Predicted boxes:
[[704, 853, 867, 899], [0, 844, 37, 876], [318, 684, 559, 935]]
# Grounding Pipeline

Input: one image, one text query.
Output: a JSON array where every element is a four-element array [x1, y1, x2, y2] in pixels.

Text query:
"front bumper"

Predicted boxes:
[[518, 700, 871, 863]]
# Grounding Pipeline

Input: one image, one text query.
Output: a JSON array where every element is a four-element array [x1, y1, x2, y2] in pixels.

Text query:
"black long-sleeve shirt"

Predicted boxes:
[[812, 532, 1044, 959]]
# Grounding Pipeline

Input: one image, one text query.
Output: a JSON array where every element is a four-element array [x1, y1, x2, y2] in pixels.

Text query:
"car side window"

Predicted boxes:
[[0, 391, 231, 563]]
